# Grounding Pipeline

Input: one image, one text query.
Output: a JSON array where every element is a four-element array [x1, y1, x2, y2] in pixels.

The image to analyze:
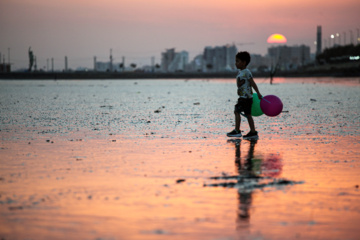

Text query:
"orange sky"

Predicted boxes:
[[0, 0, 359, 70]]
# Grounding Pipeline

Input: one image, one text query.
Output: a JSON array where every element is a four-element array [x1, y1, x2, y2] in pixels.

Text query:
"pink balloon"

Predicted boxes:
[[260, 95, 283, 117]]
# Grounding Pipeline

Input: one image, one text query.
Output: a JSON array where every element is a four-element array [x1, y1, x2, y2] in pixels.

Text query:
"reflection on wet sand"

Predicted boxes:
[[205, 139, 300, 189], [205, 138, 303, 231], [235, 139, 255, 227], [1, 78, 359, 240]]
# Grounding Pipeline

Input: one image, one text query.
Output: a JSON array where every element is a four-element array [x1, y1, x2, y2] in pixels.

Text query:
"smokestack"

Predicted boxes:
[[109, 49, 113, 72], [94, 56, 97, 72], [316, 26, 322, 55], [7, 48, 10, 64], [51, 58, 54, 72], [65, 56, 68, 72]]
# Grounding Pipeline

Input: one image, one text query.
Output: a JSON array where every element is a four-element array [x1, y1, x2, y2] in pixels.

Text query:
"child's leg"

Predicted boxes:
[[246, 114, 256, 132], [235, 112, 241, 131]]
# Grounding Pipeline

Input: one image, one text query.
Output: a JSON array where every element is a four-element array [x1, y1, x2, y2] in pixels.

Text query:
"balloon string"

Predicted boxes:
[[262, 98, 271, 103]]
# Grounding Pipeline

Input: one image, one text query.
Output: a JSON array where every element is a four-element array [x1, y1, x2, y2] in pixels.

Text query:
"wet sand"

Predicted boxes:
[[0, 78, 359, 240]]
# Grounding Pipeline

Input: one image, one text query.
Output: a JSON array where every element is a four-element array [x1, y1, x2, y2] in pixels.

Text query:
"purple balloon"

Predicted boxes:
[[260, 95, 283, 117]]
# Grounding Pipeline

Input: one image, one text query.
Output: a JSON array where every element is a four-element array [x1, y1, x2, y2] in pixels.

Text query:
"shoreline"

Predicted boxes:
[[1, 66, 359, 80]]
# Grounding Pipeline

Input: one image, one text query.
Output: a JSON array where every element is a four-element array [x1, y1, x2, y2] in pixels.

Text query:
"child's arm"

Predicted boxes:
[[249, 78, 262, 99]]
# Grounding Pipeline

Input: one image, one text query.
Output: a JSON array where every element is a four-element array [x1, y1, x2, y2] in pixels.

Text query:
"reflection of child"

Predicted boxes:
[[227, 51, 263, 140]]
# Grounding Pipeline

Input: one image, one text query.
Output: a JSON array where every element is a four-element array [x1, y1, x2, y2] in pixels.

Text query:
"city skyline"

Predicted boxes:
[[1, 0, 359, 70]]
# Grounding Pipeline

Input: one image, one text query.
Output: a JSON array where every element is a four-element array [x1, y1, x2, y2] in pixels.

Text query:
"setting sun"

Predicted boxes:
[[267, 33, 287, 43]]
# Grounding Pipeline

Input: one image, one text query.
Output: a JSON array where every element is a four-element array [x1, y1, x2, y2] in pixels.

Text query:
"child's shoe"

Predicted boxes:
[[227, 129, 242, 137], [243, 131, 259, 140]]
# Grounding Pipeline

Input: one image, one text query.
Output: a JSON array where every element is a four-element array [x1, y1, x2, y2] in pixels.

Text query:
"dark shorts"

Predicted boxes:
[[234, 98, 253, 115]]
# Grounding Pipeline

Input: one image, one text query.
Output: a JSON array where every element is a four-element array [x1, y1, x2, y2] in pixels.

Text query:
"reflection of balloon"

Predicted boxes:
[[260, 95, 283, 117], [251, 158, 262, 174], [251, 93, 264, 117], [261, 154, 283, 177]]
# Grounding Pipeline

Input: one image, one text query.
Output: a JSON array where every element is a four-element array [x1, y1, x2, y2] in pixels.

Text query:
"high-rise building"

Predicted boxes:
[[161, 49, 189, 72], [189, 54, 203, 72], [248, 54, 271, 71], [161, 48, 176, 72], [168, 51, 189, 72], [226, 44, 237, 70], [268, 45, 311, 70], [317, 26, 322, 55], [203, 44, 237, 72], [203, 46, 215, 72]]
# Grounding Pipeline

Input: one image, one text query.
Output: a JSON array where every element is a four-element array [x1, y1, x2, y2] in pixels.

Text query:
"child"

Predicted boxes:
[[227, 51, 263, 140]]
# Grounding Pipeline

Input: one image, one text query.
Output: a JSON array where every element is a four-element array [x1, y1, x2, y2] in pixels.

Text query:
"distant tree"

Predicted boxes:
[[130, 63, 137, 69], [206, 64, 213, 71]]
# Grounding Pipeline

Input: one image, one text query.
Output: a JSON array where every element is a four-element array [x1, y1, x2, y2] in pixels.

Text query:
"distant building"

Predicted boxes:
[[248, 54, 271, 72], [168, 51, 188, 72], [316, 26, 322, 56], [161, 49, 189, 72], [203, 44, 237, 72], [95, 62, 111, 72], [0, 63, 11, 73], [95, 61, 125, 72], [161, 48, 176, 72], [0, 52, 11, 72], [225, 44, 238, 70], [267, 45, 311, 70], [189, 54, 204, 72]]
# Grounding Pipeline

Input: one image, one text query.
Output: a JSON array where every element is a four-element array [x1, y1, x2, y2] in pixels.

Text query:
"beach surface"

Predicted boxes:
[[1, 77, 359, 240]]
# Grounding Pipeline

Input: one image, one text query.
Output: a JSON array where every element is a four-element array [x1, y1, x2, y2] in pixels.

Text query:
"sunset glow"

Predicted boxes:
[[267, 34, 287, 43], [1, 0, 359, 69]]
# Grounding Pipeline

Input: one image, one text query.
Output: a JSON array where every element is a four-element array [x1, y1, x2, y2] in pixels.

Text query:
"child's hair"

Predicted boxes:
[[236, 51, 251, 66]]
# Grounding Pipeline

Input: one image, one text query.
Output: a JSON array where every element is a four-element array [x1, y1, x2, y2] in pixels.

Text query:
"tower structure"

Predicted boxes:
[[94, 56, 97, 71], [316, 26, 322, 55], [65, 56, 68, 72], [109, 49, 113, 72]]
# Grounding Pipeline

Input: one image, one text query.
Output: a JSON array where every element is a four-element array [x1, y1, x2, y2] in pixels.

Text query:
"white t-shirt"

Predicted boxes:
[[236, 69, 253, 99]]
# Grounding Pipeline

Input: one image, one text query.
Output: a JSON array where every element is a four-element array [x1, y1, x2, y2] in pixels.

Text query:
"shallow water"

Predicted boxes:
[[0, 78, 359, 240]]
